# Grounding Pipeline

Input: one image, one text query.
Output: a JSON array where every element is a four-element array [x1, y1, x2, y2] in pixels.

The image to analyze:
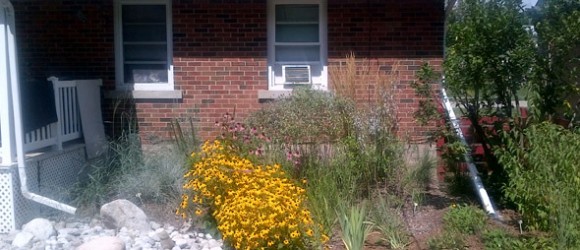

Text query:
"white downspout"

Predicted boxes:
[[2, 0, 76, 214], [442, 3, 498, 219], [440, 87, 498, 218]]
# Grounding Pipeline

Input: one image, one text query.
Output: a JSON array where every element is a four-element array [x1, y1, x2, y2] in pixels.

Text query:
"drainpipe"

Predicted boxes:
[[442, 2, 498, 219], [2, 0, 76, 214], [440, 87, 499, 219]]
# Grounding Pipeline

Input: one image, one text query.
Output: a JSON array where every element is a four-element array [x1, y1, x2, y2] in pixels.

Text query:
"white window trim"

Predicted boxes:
[[267, 0, 328, 91], [114, 0, 174, 91]]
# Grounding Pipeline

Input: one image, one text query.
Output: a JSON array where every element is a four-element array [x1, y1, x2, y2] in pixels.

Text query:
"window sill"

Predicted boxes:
[[105, 90, 183, 100], [257, 90, 292, 101]]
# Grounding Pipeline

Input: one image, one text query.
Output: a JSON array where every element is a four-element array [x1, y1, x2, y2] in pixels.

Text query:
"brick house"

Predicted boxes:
[[11, 0, 444, 142]]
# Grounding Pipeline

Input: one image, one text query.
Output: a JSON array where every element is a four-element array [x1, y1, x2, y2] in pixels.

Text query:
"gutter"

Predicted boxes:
[[440, 87, 499, 218], [2, 0, 76, 214]]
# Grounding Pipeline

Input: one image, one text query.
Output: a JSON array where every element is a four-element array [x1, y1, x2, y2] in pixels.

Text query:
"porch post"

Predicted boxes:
[[0, 1, 16, 164], [47, 77, 63, 151]]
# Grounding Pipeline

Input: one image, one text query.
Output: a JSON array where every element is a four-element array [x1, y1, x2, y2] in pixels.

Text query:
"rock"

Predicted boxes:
[[12, 231, 34, 248], [76, 236, 125, 250], [156, 229, 170, 240], [150, 221, 161, 230], [1, 215, 223, 250], [160, 238, 176, 249], [175, 238, 189, 248], [22, 218, 56, 240], [12, 232, 34, 247], [147, 231, 160, 241], [100, 199, 151, 232], [31, 240, 46, 249]]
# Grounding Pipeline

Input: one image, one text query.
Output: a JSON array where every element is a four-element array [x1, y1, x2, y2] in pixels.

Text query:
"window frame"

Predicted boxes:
[[267, 0, 328, 91], [114, 0, 174, 91]]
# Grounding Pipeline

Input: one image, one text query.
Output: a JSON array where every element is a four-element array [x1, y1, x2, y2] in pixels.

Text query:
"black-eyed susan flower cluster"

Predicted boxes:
[[178, 140, 325, 249]]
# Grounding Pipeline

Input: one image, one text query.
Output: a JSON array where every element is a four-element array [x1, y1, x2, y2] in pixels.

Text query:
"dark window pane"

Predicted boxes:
[[123, 24, 166, 42], [275, 45, 320, 62], [122, 5, 166, 23], [276, 24, 319, 42], [124, 44, 167, 61], [276, 5, 318, 22]]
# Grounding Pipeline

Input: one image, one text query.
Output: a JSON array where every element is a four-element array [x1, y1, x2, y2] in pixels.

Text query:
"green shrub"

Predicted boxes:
[[497, 122, 580, 248], [367, 196, 409, 249], [246, 88, 356, 144], [482, 228, 556, 250], [245, 87, 405, 223], [114, 145, 187, 205], [70, 132, 142, 212], [443, 204, 487, 235], [300, 145, 382, 235], [71, 131, 191, 214], [244, 80, 412, 248], [427, 232, 466, 250], [482, 228, 513, 250]]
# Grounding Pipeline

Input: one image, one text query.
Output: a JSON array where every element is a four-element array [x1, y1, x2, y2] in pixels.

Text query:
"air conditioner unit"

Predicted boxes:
[[282, 65, 311, 84]]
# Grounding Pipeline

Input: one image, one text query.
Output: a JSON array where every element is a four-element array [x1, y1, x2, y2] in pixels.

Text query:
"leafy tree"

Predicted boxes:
[[527, 0, 580, 123], [444, 0, 535, 171]]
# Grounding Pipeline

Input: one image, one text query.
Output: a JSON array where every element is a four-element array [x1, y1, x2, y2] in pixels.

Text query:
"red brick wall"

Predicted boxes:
[[328, 0, 444, 142], [12, 0, 443, 143], [13, 1, 114, 84], [150, 0, 268, 141]]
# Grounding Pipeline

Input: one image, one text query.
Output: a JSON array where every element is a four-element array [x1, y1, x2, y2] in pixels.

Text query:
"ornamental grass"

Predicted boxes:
[[178, 140, 325, 250]]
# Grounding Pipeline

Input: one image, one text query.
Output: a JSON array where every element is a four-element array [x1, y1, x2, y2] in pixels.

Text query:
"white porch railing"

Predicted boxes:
[[23, 79, 83, 152], [0, 79, 84, 162]]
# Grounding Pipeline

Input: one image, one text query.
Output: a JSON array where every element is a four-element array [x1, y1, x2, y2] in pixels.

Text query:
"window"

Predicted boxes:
[[114, 0, 173, 91], [268, 0, 327, 90]]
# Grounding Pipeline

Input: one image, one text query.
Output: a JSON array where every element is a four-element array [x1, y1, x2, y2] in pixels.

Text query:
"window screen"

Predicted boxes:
[[121, 4, 168, 84], [274, 5, 320, 63]]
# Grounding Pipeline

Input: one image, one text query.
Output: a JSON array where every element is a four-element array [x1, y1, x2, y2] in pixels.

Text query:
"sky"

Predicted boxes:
[[522, 0, 538, 8]]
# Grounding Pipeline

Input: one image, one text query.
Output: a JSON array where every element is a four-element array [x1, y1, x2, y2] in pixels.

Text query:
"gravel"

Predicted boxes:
[[0, 216, 224, 250]]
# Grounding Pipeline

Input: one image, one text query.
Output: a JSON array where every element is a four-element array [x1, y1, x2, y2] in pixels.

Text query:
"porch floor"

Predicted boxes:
[[0, 139, 85, 167]]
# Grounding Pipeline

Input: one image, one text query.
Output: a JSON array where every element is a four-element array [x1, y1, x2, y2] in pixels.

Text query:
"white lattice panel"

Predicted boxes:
[[38, 147, 85, 201], [12, 164, 38, 231], [0, 146, 85, 232], [0, 166, 38, 233], [0, 169, 15, 233]]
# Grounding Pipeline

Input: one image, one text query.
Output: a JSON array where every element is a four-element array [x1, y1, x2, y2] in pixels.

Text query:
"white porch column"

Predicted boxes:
[[0, 0, 16, 165]]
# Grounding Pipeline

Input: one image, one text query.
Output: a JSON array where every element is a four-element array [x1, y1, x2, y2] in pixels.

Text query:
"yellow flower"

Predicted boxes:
[[180, 139, 325, 249], [290, 231, 300, 238]]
